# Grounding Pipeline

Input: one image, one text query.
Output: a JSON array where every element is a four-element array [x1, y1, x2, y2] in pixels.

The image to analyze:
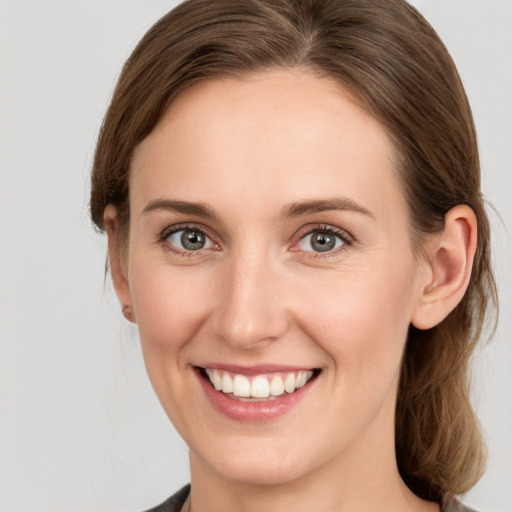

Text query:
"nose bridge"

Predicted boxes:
[[213, 245, 288, 349]]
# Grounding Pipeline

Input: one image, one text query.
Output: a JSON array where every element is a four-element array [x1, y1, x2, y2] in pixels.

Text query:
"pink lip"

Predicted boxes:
[[199, 363, 314, 376], [195, 367, 317, 422]]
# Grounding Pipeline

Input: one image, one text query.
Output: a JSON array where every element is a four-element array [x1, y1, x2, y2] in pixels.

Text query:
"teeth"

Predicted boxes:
[[284, 373, 296, 393], [233, 375, 251, 397], [270, 375, 285, 396], [296, 371, 308, 389], [221, 372, 233, 393], [205, 369, 315, 399], [205, 368, 223, 390], [251, 376, 270, 398], [212, 369, 222, 390]]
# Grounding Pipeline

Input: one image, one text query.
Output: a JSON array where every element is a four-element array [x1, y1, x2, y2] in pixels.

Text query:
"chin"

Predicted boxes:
[[192, 439, 316, 487], [213, 457, 308, 487]]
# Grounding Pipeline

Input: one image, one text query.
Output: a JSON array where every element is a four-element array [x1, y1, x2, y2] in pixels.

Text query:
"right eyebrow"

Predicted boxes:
[[141, 199, 218, 219]]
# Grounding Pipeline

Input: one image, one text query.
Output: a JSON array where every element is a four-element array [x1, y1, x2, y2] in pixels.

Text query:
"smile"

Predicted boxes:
[[204, 368, 315, 400], [197, 365, 320, 421]]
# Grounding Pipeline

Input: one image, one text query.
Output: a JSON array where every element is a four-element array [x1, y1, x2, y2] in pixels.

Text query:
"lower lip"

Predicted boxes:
[[196, 369, 315, 422]]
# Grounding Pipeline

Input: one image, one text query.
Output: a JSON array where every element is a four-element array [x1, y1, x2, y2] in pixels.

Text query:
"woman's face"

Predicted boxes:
[[121, 70, 429, 486]]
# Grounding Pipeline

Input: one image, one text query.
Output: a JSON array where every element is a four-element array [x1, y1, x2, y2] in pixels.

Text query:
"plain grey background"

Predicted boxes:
[[0, 1, 510, 511]]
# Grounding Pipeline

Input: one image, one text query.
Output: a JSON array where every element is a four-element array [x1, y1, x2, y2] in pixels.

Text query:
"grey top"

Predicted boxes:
[[144, 485, 479, 512], [144, 485, 190, 512]]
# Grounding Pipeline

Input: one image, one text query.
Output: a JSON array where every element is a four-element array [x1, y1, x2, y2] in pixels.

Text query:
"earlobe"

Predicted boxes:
[[411, 205, 477, 330], [103, 205, 136, 323]]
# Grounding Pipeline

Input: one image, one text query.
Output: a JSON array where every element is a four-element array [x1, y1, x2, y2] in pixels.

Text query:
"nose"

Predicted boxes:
[[211, 250, 289, 350]]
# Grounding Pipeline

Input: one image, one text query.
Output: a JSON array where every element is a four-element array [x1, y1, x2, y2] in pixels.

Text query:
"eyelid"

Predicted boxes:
[[160, 220, 219, 239]]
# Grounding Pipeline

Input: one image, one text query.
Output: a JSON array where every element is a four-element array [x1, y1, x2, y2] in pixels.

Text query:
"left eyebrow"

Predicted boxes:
[[281, 198, 374, 220]]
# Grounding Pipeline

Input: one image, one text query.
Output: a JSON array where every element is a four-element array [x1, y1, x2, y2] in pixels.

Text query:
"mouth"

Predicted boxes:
[[194, 364, 321, 421], [201, 367, 319, 402]]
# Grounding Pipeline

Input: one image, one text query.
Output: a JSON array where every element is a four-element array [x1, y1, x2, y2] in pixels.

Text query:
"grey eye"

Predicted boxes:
[[298, 230, 344, 253], [167, 228, 213, 251]]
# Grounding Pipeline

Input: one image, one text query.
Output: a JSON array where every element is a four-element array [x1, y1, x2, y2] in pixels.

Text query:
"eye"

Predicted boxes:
[[163, 226, 215, 252], [297, 227, 348, 253]]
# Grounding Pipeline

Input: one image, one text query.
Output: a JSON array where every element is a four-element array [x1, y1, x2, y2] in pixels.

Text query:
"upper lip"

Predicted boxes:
[[197, 363, 317, 375]]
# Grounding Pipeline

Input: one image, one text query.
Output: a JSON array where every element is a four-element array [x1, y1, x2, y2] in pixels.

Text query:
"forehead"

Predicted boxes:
[[130, 70, 405, 223]]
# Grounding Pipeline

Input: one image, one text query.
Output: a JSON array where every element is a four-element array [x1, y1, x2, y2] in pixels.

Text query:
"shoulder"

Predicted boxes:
[[443, 498, 480, 512], [143, 484, 191, 512]]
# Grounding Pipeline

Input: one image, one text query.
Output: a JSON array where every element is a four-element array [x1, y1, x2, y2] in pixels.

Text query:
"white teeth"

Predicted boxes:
[[212, 369, 222, 390], [284, 373, 296, 393], [233, 375, 251, 397], [296, 371, 310, 389], [270, 375, 285, 396], [221, 372, 233, 394], [251, 376, 270, 398], [206, 368, 223, 391], [205, 368, 315, 399]]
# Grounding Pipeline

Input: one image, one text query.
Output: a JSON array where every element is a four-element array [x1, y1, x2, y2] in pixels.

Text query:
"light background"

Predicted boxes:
[[0, 1, 510, 511]]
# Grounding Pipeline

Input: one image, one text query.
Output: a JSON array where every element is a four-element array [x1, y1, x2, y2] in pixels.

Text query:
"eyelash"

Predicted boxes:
[[157, 223, 353, 258]]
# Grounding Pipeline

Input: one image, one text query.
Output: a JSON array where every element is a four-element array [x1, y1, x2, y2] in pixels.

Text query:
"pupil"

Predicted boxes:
[[312, 233, 335, 252], [181, 230, 205, 250]]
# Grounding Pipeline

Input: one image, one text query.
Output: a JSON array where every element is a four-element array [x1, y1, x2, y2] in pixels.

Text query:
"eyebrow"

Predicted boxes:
[[281, 198, 374, 220], [142, 199, 218, 219], [141, 197, 374, 221]]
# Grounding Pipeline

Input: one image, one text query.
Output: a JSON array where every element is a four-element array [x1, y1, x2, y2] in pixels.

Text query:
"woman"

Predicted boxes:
[[90, 0, 497, 510]]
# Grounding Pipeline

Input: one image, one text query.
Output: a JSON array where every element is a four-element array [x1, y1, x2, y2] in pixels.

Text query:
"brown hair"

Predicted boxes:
[[90, 0, 497, 502]]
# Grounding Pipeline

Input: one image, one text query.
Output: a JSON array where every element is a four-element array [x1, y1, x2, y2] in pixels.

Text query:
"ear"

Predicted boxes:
[[103, 205, 136, 323], [411, 205, 477, 330]]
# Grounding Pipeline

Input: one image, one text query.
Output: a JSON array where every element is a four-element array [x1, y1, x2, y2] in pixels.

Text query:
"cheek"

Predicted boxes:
[[126, 258, 215, 430], [134, 276, 205, 341], [127, 254, 214, 371], [299, 258, 417, 384]]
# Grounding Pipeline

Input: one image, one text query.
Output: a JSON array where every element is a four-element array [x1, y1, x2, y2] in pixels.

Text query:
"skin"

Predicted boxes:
[[105, 70, 476, 512]]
